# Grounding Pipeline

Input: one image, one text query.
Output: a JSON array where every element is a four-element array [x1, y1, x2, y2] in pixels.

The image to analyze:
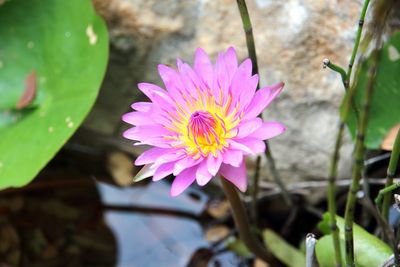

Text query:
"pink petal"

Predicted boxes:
[[194, 48, 214, 88], [173, 157, 202, 176], [219, 161, 247, 192], [153, 161, 175, 181], [235, 118, 263, 138], [170, 166, 197, 197], [137, 83, 175, 107], [131, 102, 152, 112], [242, 82, 284, 120], [222, 150, 243, 167], [248, 121, 286, 140], [178, 62, 206, 98], [223, 47, 238, 82], [123, 125, 173, 141], [135, 147, 175, 166], [133, 137, 173, 148], [228, 139, 254, 155], [196, 160, 213, 186], [154, 152, 185, 166], [229, 59, 253, 100], [157, 65, 187, 104], [237, 138, 266, 154], [214, 52, 230, 97], [122, 111, 154, 126], [207, 153, 223, 176], [238, 74, 258, 109]]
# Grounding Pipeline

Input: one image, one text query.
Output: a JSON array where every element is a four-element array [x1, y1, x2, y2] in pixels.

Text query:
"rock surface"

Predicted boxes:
[[87, 0, 363, 182]]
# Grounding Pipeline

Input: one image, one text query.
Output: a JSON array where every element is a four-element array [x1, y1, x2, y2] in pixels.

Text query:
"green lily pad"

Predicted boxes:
[[0, 0, 108, 188], [316, 213, 392, 267], [343, 32, 400, 148]]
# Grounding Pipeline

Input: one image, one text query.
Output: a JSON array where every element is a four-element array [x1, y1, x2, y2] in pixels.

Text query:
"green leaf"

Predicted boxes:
[[343, 32, 400, 148], [225, 237, 252, 257], [262, 229, 306, 267], [0, 0, 108, 188], [316, 213, 392, 267]]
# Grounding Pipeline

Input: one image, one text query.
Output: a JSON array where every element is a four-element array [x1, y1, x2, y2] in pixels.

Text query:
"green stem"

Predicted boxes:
[[328, 122, 345, 267], [381, 129, 400, 219], [346, 0, 370, 89], [323, 59, 348, 87], [220, 177, 271, 262], [325, 1, 370, 266], [236, 0, 292, 209], [376, 182, 400, 208], [344, 49, 377, 267], [236, 0, 258, 76]]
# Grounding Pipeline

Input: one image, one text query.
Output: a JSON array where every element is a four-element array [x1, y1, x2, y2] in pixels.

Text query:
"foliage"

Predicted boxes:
[[262, 229, 305, 267], [316, 213, 392, 267], [0, 0, 108, 188], [343, 31, 400, 149]]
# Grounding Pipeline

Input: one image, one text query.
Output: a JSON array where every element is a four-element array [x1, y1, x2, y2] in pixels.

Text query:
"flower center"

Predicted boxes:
[[188, 111, 220, 148]]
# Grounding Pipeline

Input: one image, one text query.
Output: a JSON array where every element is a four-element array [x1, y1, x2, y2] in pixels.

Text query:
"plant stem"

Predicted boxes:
[[326, 1, 370, 266], [328, 122, 345, 267], [344, 48, 377, 267], [323, 59, 347, 87], [346, 0, 370, 89], [376, 183, 400, 208], [236, 0, 258, 76], [381, 129, 400, 219], [220, 176, 271, 262], [251, 156, 261, 222], [236, 0, 292, 210]]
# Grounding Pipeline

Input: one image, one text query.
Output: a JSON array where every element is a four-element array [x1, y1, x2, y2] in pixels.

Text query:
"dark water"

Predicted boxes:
[[0, 176, 244, 267]]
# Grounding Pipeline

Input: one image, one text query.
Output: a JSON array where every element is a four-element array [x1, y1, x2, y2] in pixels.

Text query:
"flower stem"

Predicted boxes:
[[236, 0, 292, 211], [236, 0, 258, 76], [220, 176, 271, 262], [381, 129, 400, 220], [326, 1, 370, 266]]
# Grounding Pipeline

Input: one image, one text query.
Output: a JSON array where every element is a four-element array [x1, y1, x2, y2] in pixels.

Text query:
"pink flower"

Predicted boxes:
[[122, 47, 285, 196]]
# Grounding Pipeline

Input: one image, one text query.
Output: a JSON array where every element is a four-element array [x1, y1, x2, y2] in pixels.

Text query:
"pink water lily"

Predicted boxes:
[[122, 47, 285, 196]]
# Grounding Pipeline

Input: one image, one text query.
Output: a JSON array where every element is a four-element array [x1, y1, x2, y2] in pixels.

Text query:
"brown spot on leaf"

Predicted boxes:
[[16, 71, 36, 110]]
